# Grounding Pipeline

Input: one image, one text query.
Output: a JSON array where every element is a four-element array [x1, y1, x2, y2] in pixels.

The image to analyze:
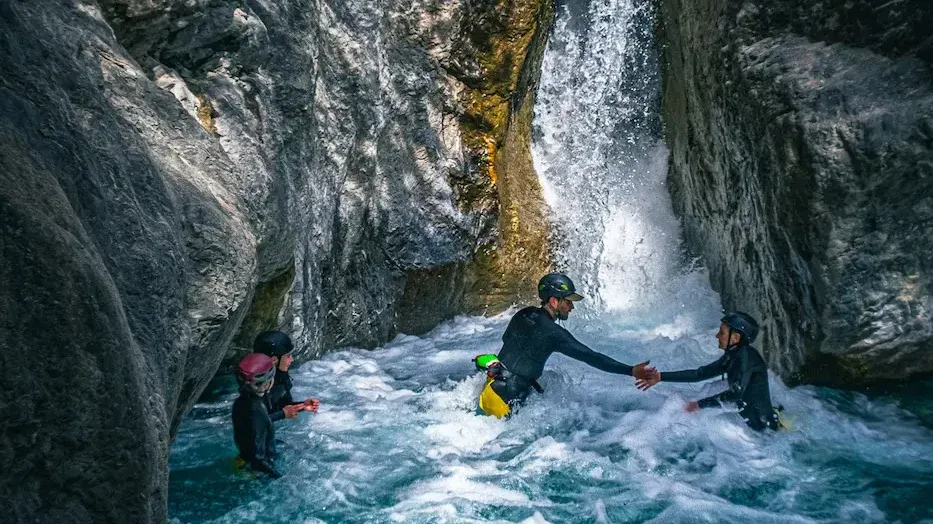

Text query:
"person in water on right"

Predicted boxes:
[[635, 312, 780, 431]]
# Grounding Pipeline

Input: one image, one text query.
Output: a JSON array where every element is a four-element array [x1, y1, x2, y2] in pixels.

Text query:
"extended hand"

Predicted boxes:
[[302, 398, 320, 413], [283, 404, 303, 419], [632, 361, 659, 382], [684, 401, 700, 413], [635, 371, 661, 391]]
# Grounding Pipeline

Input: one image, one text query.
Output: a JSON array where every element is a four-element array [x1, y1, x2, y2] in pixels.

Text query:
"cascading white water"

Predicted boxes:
[[532, 0, 716, 324], [168, 1, 933, 522]]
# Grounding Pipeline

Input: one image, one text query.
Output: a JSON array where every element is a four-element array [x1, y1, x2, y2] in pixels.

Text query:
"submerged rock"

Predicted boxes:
[[659, 0, 933, 385]]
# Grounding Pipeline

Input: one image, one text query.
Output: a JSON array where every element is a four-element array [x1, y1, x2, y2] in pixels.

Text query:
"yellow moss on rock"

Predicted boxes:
[[456, 0, 556, 313], [398, 0, 555, 325], [195, 94, 218, 136]]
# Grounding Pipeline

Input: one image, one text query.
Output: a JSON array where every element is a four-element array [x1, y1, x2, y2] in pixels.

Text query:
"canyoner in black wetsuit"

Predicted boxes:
[[477, 273, 658, 418], [253, 330, 320, 422], [232, 353, 282, 478], [637, 312, 780, 431], [266, 369, 296, 420]]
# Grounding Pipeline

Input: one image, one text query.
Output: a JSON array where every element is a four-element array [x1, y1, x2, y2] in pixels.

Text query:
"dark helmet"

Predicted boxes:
[[721, 312, 759, 344], [537, 273, 584, 302], [237, 353, 276, 395], [253, 330, 294, 357]]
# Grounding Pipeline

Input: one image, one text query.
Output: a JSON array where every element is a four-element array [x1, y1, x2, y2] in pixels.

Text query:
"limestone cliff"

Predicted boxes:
[[659, 0, 933, 385]]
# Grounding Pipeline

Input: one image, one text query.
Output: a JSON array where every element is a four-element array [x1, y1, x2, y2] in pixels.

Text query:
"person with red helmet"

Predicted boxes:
[[253, 331, 320, 421], [232, 353, 282, 477]]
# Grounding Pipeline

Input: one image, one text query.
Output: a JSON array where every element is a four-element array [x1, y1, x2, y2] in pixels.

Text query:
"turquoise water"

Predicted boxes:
[[169, 313, 933, 523]]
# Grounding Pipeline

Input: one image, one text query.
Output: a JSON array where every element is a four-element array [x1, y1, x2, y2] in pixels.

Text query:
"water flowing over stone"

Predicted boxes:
[[166, 1, 933, 522], [532, 0, 717, 322]]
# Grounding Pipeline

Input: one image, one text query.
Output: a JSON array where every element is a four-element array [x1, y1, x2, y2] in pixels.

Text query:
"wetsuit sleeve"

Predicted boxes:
[[661, 354, 728, 383], [270, 402, 306, 423], [553, 329, 634, 375], [250, 406, 282, 478], [696, 351, 759, 409]]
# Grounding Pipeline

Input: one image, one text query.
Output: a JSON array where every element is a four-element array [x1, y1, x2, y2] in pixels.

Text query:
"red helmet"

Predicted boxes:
[[237, 353, 276, 394]]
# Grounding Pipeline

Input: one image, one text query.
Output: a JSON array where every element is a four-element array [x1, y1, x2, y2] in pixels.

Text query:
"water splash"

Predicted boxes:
[[533, 0, 714, 323], [169, 315, 933, 523]]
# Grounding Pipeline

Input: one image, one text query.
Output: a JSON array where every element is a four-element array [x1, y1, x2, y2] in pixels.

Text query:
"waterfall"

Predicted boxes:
[[168, 3, 933, 522], [533, 0, 714, 324]]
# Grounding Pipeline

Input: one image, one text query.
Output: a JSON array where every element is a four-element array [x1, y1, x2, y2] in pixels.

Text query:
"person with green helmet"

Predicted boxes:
[[635, 312, 780, 431], [476, 273, 658, 418]]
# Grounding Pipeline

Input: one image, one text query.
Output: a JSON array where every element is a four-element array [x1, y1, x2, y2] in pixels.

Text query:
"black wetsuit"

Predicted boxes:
[[663, 343, 778, 431], [265, 369, 304, 422], [494, 306, 636, 406], [232, 391, 282, 477]]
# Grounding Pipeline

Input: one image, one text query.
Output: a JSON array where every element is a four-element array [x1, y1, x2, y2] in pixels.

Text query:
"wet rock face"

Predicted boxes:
[[660, 0, 933, 385], [0, 2, 256, 522], [97, 0, 485, 355], [1, 0, 551, 522], [96, 0, 552, 355]]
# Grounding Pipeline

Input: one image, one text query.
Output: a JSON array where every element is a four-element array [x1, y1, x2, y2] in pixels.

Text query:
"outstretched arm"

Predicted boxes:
[[659, 355, 729, 383], [636, 354, 728, 390], [555, 330, 655, 379]]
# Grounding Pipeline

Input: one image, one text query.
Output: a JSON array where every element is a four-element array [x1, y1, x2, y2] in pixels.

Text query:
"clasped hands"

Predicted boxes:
[[631, 363, 699, 412]]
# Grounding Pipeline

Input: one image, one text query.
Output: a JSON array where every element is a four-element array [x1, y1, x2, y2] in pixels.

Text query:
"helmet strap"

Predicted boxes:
[[726, 327, 742, 350]]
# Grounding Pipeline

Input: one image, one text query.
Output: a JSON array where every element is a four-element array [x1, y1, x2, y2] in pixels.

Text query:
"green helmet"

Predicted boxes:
[[537, 273, 584, 301]]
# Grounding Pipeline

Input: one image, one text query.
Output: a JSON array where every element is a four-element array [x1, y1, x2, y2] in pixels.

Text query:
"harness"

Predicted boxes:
[[473, 354, 543, 393]]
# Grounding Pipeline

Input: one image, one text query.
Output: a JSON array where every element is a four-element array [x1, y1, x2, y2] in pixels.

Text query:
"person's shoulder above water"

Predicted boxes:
[[739, 343, 767, 365], [509, 305, 545, 324], [515, 305, 542, 317], [517, 306, 558, 326]]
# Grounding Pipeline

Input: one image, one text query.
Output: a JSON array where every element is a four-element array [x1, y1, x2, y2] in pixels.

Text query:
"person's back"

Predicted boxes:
[[497, 306, 564, 382], [232, 389, 278, 475], [724, 344, 775, 430], [232, 353, 282, 477]]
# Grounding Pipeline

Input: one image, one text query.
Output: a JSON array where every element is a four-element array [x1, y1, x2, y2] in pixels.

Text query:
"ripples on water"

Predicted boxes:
[[169, 313, 933, 523]]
